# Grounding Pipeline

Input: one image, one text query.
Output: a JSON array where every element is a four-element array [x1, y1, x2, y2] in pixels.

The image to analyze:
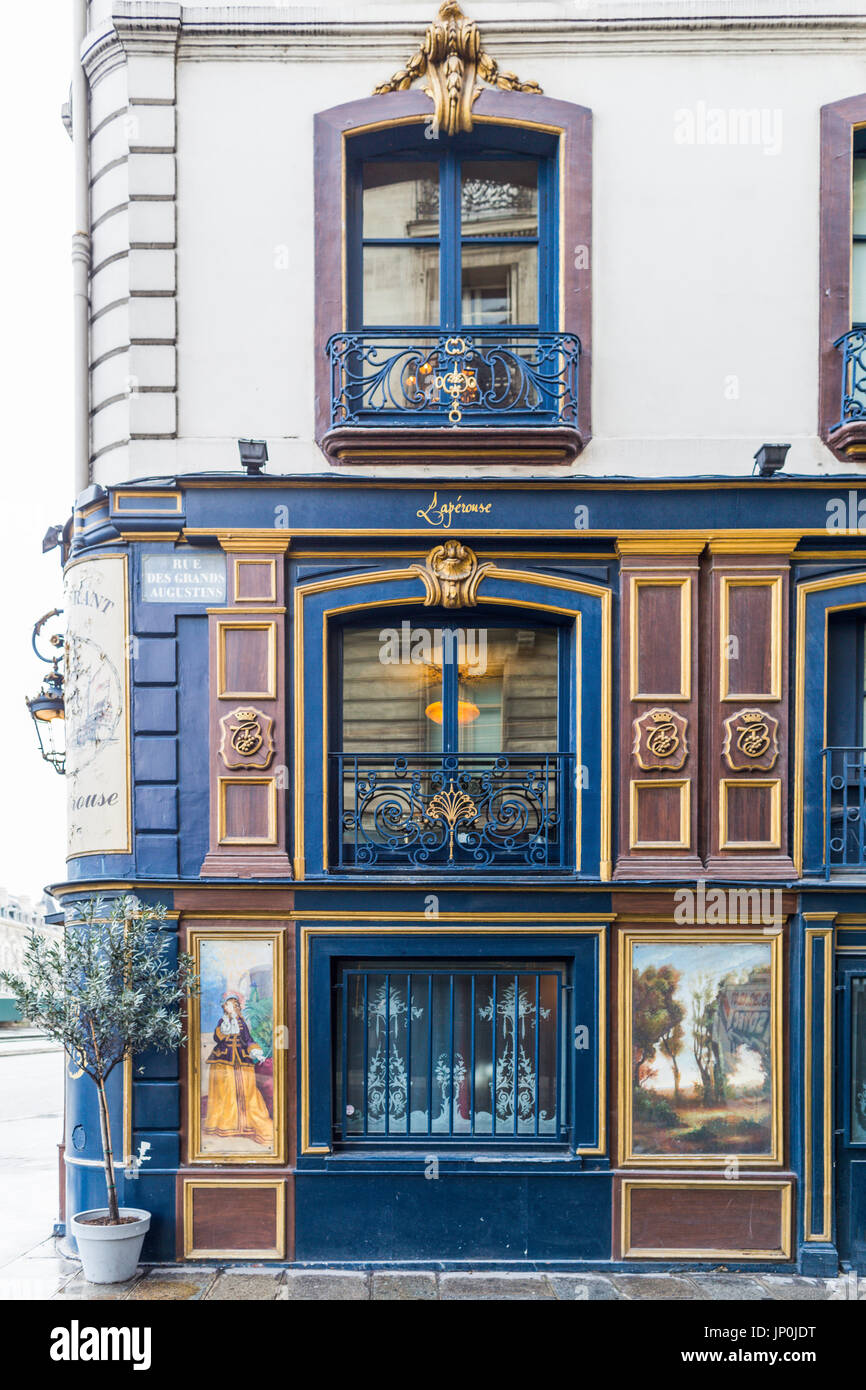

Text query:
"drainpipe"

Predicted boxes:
[[71, 0, 91, 498]]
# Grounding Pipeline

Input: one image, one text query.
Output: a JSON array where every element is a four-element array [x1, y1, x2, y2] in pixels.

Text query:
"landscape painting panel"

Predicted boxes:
[[631, 940, 773, 1157], [197, 938, 276, 1157]]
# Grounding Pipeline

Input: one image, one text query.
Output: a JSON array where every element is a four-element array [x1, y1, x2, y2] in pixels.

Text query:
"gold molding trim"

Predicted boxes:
[[719, 777, 782, 851], [216, 620, 277, 700], [629, 576, 691, 701], [617, 928, 783, 1168], [186, 929, 287, 1166], [621, 1178, 792, 1260], [373, 3, 541, 135], [217, 531, 291, 554], [111, 489, 182, 514], [182, 1178, 286, 1259], [217, 777, 278, 846], [629, 778, 691, 850], [720, 575, 783, 702], [803, 923, 834, 1243], [233, 556, 277, 605]]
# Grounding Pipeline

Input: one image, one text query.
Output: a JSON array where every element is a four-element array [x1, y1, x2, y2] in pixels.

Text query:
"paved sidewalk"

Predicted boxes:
[[0, 1241, 862, 1300]]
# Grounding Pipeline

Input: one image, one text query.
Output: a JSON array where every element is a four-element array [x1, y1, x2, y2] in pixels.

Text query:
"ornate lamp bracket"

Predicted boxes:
[[374, 3, 542, 136]]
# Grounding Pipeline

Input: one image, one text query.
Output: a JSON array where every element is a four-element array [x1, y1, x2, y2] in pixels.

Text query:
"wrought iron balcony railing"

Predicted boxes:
[[823, 746, 866, 877], [832, 329, 866, 431], [325, 330, 580, 430], [330, 752, 575, 872]]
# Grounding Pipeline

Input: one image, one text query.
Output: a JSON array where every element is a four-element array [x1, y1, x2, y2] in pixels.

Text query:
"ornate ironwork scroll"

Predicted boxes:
[[332, 752, 572, 870]]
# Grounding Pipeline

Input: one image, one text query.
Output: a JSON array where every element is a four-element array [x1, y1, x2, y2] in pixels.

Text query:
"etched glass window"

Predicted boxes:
[[338, 963, 564, 1141]]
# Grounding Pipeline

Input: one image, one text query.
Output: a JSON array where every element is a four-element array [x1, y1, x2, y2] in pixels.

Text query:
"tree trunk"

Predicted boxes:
[[95, 1075, 120, 1224]]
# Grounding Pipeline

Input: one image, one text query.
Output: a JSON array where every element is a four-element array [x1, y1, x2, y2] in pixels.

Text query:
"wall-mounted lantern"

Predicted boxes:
[[26, 609, 65, 775]]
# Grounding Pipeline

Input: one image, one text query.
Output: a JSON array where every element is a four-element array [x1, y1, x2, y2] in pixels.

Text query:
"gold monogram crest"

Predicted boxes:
[[219, 707, 275, 770], [374, 4, 542, 137], [722, 708, 779, 771], [633, 708, 689, 771]]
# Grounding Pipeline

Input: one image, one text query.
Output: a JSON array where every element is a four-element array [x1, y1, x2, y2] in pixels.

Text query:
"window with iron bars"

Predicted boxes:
[[335, 962, 568, 1143]]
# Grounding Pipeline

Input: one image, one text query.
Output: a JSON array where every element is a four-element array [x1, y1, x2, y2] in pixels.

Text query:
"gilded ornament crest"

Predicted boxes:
[[219, 706, 275, 770], [427, 779, 479, 861], [412, 539, 493, 608], [633, 707, 689, 771], [722, 708, 779, 772], [374, 3, 542, 136]]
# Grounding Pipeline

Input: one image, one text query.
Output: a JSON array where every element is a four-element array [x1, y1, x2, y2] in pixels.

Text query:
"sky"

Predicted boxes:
[[0, 2, 73, 902]]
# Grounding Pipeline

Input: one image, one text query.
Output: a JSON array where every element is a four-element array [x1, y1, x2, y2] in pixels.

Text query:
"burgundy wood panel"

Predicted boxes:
[[200, 543, 292, 878], [235, 559, 276, 603], [704, 550, 793, 877], [726, 584, 773, 696], [222, 625, 272, 696], [222, 780, 272, 842], [313, 88, 593, 448], [191, 1184, 278, 1252], [627, 1183, 788, 1254], [725, 782, 774, 845], [615, 550, 702, 878], [635, 584, 683, 696], [635, 782, 683, 845]]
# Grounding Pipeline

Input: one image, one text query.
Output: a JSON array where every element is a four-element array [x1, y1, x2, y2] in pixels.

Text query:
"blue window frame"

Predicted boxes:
[[328, 612, 577, 872], [346, 125, 558, 333], [335, 959, 568, 1144]]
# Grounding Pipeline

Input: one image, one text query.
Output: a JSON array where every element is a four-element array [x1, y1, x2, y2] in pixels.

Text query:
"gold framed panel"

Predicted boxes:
[[216, 620, 277, 699], [620, 1178, 793, 1260], [629, 778, 690, 850], [718, 777, 782, 851], [111, 489, 182, 514], [233, 556, 277, 605], [629, 576, 691, 701], [617, 928, 783, 1168], [186, 927, 287, 1165], [182, 1178, 286, 1259], [217, 776, 278, 846], [720, 575, 783, 702], [299, 920, 608, 1158]]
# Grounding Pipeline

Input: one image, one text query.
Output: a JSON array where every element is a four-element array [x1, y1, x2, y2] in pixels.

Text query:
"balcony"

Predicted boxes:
[[329, 752, 575, 873], [823, 746, 866, 877], [829, 330, 866, 458], [322, 330, 582, 466]]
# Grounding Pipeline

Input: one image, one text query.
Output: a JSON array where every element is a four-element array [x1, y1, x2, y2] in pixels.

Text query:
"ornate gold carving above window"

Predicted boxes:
[[373, 3, 542, 136], [412, 540, 493, 607]]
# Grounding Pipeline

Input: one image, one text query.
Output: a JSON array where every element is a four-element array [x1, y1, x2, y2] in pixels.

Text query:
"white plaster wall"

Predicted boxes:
[[84, 3, 866, 483]]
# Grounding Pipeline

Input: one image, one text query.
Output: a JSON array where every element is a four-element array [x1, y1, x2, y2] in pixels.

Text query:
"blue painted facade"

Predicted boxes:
[[49, 476, 866, 1271]]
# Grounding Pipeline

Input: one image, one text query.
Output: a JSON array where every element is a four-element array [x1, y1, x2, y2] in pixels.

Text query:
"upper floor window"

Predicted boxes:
[[350, 133, 555, 332]]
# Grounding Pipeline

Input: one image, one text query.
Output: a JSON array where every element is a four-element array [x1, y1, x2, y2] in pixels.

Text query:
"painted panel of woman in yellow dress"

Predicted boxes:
[[203, 991, 273, 1149]]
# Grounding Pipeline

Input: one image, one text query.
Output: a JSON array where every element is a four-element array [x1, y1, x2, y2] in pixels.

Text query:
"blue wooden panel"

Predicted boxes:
[[132, 637, 177, 685], [133, 687, 177, 735], [134, 735, 177, 783], [135, 786, 178, 832], [294, 1172, 611, 1261]]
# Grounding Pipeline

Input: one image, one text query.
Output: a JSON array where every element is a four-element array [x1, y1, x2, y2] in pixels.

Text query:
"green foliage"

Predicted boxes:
[[632, 1085, 681, 1128], [0, 895, 200, 1085], [244, 995, 274, 1058]]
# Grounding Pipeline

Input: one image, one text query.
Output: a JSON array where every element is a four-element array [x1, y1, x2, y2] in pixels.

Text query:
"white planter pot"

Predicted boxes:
[[69, 1208, 151, 1285]]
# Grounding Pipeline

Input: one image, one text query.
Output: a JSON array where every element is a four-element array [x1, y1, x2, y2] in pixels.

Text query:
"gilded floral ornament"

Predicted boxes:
[[413, 539, 493, 607], [373, 3, 542, 136]]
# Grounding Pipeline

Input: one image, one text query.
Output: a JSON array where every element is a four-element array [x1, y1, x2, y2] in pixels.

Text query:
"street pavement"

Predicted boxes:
[[0, 1043, 64, 1269], [0, 1242, 862, 1300]]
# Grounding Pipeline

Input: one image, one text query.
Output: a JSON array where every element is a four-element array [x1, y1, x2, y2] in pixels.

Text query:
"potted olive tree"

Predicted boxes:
[[0, 894, 198, 1284]]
